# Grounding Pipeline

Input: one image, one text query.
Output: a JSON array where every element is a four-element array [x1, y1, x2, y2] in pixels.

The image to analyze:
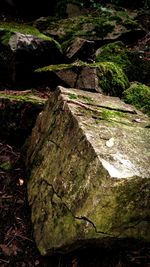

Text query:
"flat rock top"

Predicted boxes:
[[58, 86, 150, 179]]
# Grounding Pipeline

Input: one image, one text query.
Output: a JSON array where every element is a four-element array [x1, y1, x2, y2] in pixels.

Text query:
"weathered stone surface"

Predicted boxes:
[[0, 91, 46, 145], [0, 23, 63, 86], [25, 86, 150, 255]]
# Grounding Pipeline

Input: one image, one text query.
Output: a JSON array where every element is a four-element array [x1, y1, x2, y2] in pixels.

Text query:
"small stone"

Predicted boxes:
[[106, 138, 115, 147]]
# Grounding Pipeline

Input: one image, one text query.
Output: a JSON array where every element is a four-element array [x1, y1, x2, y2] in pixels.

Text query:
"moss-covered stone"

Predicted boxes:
[[95, 42, 150, 85], [0, 22, 59, 44], [0, 22, 63, 86], [97, 62, 129, 97], [123, 83, 150, 116], [36, 61, 129, 96], [95, 41, 132, 71], [25, 86, 150, 255]]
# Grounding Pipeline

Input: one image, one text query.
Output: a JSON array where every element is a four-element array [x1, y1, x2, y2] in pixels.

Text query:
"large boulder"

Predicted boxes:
[[0, 23, 63, 86], [64, 37, 95, 62], [25, 86, 150, 255]]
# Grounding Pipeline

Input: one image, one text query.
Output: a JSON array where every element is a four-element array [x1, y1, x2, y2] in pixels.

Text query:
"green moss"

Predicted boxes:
[[0, 92, 45, 105], [0, 30, 14, 45], [36, 60, 129, 98], [0, 161, 12, 171], [97, 62, 129, 97], [79, 95, 94, 104], [36, 60, 88, 73], [123, 83, 150, 116], [0, 22, 61, 50], [36, 63, 74, 73], [69, 93, 94, 103], [69, 93, 78, 100], [95, 41, 132, 72], [100, 108, 122, 120]]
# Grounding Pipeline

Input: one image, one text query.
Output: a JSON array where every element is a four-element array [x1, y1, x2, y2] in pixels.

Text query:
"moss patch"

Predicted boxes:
[[95, 41, 132, 72], [0, 92, 46, 105], [97, 62, 129, 97], [123, 83, 150, 116]]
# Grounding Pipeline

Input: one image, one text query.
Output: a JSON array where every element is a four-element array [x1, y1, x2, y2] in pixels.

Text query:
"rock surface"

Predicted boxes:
[[25, 86, 150, 255], [65, 37, 95, 61]]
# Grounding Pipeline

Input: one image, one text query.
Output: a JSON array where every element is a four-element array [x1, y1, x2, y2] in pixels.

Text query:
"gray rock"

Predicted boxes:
[[25, 86, 150, 255]]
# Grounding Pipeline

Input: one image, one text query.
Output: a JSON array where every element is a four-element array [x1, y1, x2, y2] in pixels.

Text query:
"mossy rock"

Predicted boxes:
[[97, 62, 129, 97], [36, 61, 129, 96], [0, 22, 58, 43], [95, 41, 132, 71], [0, 22, 63, 86], [95, 42, 150, 85], [123, 83, 150, 116]]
